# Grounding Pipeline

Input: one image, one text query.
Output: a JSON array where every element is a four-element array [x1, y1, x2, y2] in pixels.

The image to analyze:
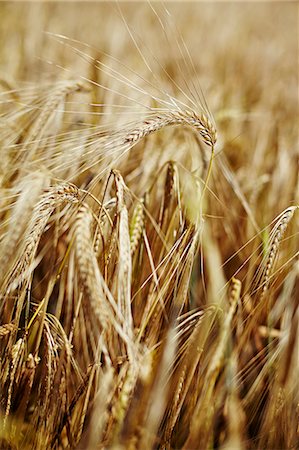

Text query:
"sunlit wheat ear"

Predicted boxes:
[[229, 277, 242, 306], [130, 198, 145, 256], [0, 173, 46, 272], [5, 80, 89, 179], [113, 170, 133, 331], [23, 80, 87, 148], [122, 109, 216, 214], [4, 338, 25, 422], [260, 205, 298, 296], [75, 203, 110, 327], [74, 203, 134, 354], [2, 183, 80, 296], [124, 109, 216, 149]]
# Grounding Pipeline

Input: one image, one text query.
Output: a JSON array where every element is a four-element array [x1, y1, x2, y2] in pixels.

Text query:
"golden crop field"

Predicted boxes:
[[0, 2, 298, 449]]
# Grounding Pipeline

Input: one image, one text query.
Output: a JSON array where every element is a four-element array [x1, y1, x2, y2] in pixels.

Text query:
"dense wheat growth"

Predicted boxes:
[[0, 2, 298, 449]]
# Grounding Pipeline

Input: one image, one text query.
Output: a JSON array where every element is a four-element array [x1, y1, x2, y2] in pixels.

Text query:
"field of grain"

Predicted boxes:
[[0, 2, 298, 449]]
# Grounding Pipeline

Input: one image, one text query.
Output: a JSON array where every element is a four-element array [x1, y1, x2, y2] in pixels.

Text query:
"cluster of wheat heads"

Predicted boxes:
[[0, 2, 298, 450]]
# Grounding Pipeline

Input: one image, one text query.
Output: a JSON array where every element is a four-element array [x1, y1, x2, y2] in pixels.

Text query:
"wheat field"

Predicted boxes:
[[0, 2, 298, 449]]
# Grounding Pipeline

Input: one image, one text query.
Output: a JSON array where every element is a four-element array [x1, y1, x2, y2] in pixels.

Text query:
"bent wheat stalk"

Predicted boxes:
[[123, 109, 216, 210]]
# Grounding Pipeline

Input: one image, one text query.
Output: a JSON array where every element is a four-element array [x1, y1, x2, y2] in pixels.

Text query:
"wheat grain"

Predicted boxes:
[[0, 323, 16, 337]]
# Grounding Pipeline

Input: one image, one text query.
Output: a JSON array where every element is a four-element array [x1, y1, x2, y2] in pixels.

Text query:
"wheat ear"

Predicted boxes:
[[261, 206, 298, 295], [2, 183, 80, 294], [130, 199, 145, 256], [124, 109, 216, 148], [24, 80, 87, 149], [74, 204, 134, 356], [124, 109, 216, 209]]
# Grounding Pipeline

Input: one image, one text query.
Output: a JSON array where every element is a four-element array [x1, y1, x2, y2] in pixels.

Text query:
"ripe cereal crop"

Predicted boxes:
[[0, 2, 298, 449]]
